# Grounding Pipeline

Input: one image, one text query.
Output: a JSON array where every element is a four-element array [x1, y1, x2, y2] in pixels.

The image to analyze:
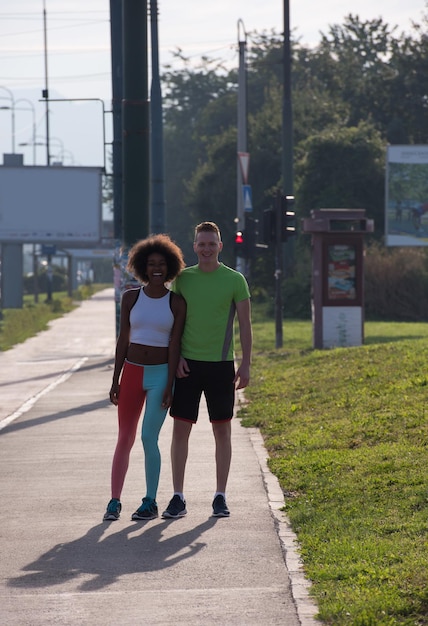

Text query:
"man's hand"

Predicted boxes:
[[234, 363, 250, 389], [176, 356, 190, 378]]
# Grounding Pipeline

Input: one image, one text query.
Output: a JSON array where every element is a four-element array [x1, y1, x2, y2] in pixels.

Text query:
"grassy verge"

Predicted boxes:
[[239, 310, 428, 625], [0, 284, 111, 351]]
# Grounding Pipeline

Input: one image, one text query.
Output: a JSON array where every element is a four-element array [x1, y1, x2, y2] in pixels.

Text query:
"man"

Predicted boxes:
[[162, 221, 252, 519]]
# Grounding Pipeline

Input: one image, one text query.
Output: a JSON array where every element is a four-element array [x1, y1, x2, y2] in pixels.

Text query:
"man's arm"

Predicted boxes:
[[234, 298, 252, 389]]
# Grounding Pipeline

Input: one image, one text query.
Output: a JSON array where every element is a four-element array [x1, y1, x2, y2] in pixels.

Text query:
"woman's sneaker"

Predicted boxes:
[[131, 497, 158, 520], [103, 498, 121, 521], [212, 494, 230, 517], [162, 494, 187, 518]]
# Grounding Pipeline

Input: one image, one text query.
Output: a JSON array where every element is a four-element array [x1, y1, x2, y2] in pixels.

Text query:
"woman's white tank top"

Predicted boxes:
[[129, 288, 174, 347]]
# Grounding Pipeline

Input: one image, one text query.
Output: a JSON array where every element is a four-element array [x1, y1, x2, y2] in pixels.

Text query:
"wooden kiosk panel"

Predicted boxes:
[[302, 209, 374, 349]]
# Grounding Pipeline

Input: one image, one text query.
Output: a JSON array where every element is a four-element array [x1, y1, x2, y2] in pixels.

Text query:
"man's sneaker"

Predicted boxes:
[[162, 494, 187, 519], [103, 498, 121, 521], [212, 494, 230, 517], [131, 497, 158, 521]]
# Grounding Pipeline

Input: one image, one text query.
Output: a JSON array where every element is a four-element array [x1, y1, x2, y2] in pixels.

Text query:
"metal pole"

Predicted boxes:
[[0, 86, 15, 152], [236, 19, 247, 274], [274, 192, 283, 348], [109, 0, 123, 242], [43, 98, 107, 171], [149, 0, 166, 233], [236, 19, 247, 232], [15, 99, 37, 164], [282, 0, 294, 274], [122, 0, 150, 248], [43, 0, 50, 165]]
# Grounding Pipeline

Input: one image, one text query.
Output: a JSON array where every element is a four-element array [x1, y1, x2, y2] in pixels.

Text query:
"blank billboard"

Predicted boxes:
[[0, 166, 102, 244]]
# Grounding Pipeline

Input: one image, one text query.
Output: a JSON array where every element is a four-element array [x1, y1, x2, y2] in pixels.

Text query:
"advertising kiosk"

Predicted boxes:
[[302, 209, 374, 349]]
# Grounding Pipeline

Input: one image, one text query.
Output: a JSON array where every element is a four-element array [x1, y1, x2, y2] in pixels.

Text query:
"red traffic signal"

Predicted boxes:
[[235, 231, 244, 245], [234, 230, 246, 257]]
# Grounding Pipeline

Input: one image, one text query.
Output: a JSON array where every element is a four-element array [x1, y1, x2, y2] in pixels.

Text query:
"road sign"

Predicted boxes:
[[242, 184, 253, 212], [41, 244, 57, 256], [238, 152, 250, 184]]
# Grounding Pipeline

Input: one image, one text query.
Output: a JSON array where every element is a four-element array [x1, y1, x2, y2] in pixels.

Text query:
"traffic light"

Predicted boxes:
[[234, 230, 246, 257], [281, 195, 296, 241], [262, 196, 296, 243], [245, 215, 256, 252], [262, 208, 275, 243]]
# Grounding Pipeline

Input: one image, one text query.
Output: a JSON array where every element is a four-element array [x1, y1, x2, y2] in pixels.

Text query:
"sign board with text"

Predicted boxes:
[[385, 145, 428, 246]]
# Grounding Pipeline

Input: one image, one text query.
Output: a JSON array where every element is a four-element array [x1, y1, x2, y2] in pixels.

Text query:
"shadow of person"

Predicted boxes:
[[8, 517, 218, 592]]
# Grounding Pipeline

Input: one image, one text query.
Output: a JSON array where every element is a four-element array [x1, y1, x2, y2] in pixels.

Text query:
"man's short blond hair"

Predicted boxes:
[[194, 221, 221, 241]]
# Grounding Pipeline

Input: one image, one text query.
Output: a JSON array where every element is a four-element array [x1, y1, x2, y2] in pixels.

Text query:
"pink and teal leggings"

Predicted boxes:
[[110, 360, 168, 501]]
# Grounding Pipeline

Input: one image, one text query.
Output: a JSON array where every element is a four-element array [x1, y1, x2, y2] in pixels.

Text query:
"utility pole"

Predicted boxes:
[[274, 192, 283, 348], [273, 0, 294, 348], [110, 0, 124, 336], [282, 0, 294, 273], [109, 0, 123, 243], [122, 0, 150, 248], [42, 0, 50, 166], [236, 19, 249, 275], [150, 0, 166, 233]]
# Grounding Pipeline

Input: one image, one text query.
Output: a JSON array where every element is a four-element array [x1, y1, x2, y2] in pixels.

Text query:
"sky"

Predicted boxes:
[[0, 0, 426, 169]]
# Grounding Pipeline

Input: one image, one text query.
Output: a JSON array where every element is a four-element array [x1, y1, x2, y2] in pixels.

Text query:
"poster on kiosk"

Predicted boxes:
[[303, 209, 374, 349]]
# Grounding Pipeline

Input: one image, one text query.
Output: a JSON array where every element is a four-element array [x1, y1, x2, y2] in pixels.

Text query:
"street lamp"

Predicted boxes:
[[0, 85, 16, 152], [19, 134, 64, 165], [15, 98, 37, 165], [41, 97, 108, 171], [53, 148, 76, 165]]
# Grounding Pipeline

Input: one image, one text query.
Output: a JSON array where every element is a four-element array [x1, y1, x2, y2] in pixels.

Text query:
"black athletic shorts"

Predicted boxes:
[[170, 360, 235, 423]]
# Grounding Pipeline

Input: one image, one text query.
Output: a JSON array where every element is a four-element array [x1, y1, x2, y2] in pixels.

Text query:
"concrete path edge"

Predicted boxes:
[[245, 423, 320, 626]]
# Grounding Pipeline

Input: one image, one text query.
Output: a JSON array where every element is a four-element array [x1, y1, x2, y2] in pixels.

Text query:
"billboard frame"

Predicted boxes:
[[385, 145, 428, 247], [0, 165, 103, 247]]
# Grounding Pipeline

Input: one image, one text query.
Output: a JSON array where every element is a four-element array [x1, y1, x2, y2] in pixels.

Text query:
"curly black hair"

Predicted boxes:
[[127, 234, 185, 283]]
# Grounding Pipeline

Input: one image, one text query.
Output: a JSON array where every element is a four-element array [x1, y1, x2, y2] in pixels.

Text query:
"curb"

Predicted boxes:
[[246, 425, 320, 626]]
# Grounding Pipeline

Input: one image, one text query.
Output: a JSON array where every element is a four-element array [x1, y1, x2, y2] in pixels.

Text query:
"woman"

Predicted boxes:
[[103, 234, 186, 521]]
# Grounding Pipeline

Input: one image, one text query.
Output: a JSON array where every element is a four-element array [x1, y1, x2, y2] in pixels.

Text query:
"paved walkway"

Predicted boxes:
[[0, 289, 319, 625]]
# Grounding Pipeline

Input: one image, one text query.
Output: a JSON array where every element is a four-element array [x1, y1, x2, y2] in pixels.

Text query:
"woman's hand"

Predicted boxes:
[[161, 388, 172, 410], [109, 382, 120, 405]]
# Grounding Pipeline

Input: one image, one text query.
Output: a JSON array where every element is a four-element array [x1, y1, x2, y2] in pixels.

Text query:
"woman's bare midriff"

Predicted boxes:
[[127, 343, 168, 365]]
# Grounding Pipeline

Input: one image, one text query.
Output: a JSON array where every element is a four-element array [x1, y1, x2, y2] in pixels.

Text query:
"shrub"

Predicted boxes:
[[364, 244, 428, 321]]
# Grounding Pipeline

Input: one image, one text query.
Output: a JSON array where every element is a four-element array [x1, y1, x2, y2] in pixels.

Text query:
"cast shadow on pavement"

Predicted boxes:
[[1, 398, 112, 434], [0, 358, 113, 390], [8, 518, 218, 591]]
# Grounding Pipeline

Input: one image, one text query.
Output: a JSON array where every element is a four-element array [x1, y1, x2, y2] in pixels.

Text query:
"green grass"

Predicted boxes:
[[238, 309, 428, 625], [0, 284, 110, 351]]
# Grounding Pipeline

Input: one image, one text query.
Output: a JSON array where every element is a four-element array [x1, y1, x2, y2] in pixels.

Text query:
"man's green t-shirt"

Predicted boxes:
[[172, 263, 250, 362]]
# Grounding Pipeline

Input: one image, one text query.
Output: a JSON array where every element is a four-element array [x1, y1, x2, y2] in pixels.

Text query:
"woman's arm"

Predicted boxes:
[[109, 289, 136, 405]]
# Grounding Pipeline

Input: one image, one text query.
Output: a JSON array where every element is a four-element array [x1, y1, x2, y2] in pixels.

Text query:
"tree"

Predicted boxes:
[[386, 10, 428, 143], [162, 53, 235, 260], [317, 15, 399, 130], [160, 13, 427, 295], [295, 122, 385, 235]]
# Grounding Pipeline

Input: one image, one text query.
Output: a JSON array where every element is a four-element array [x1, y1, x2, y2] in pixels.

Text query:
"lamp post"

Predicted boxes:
[[53, 148, 76, 165], [19, 134, 64, 164], [41, 97, 108, 172], [150, 0, 165, 233], [15, 98, 37, 164], [236, 19, 248, 276], [0, 85, 16, 152]]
